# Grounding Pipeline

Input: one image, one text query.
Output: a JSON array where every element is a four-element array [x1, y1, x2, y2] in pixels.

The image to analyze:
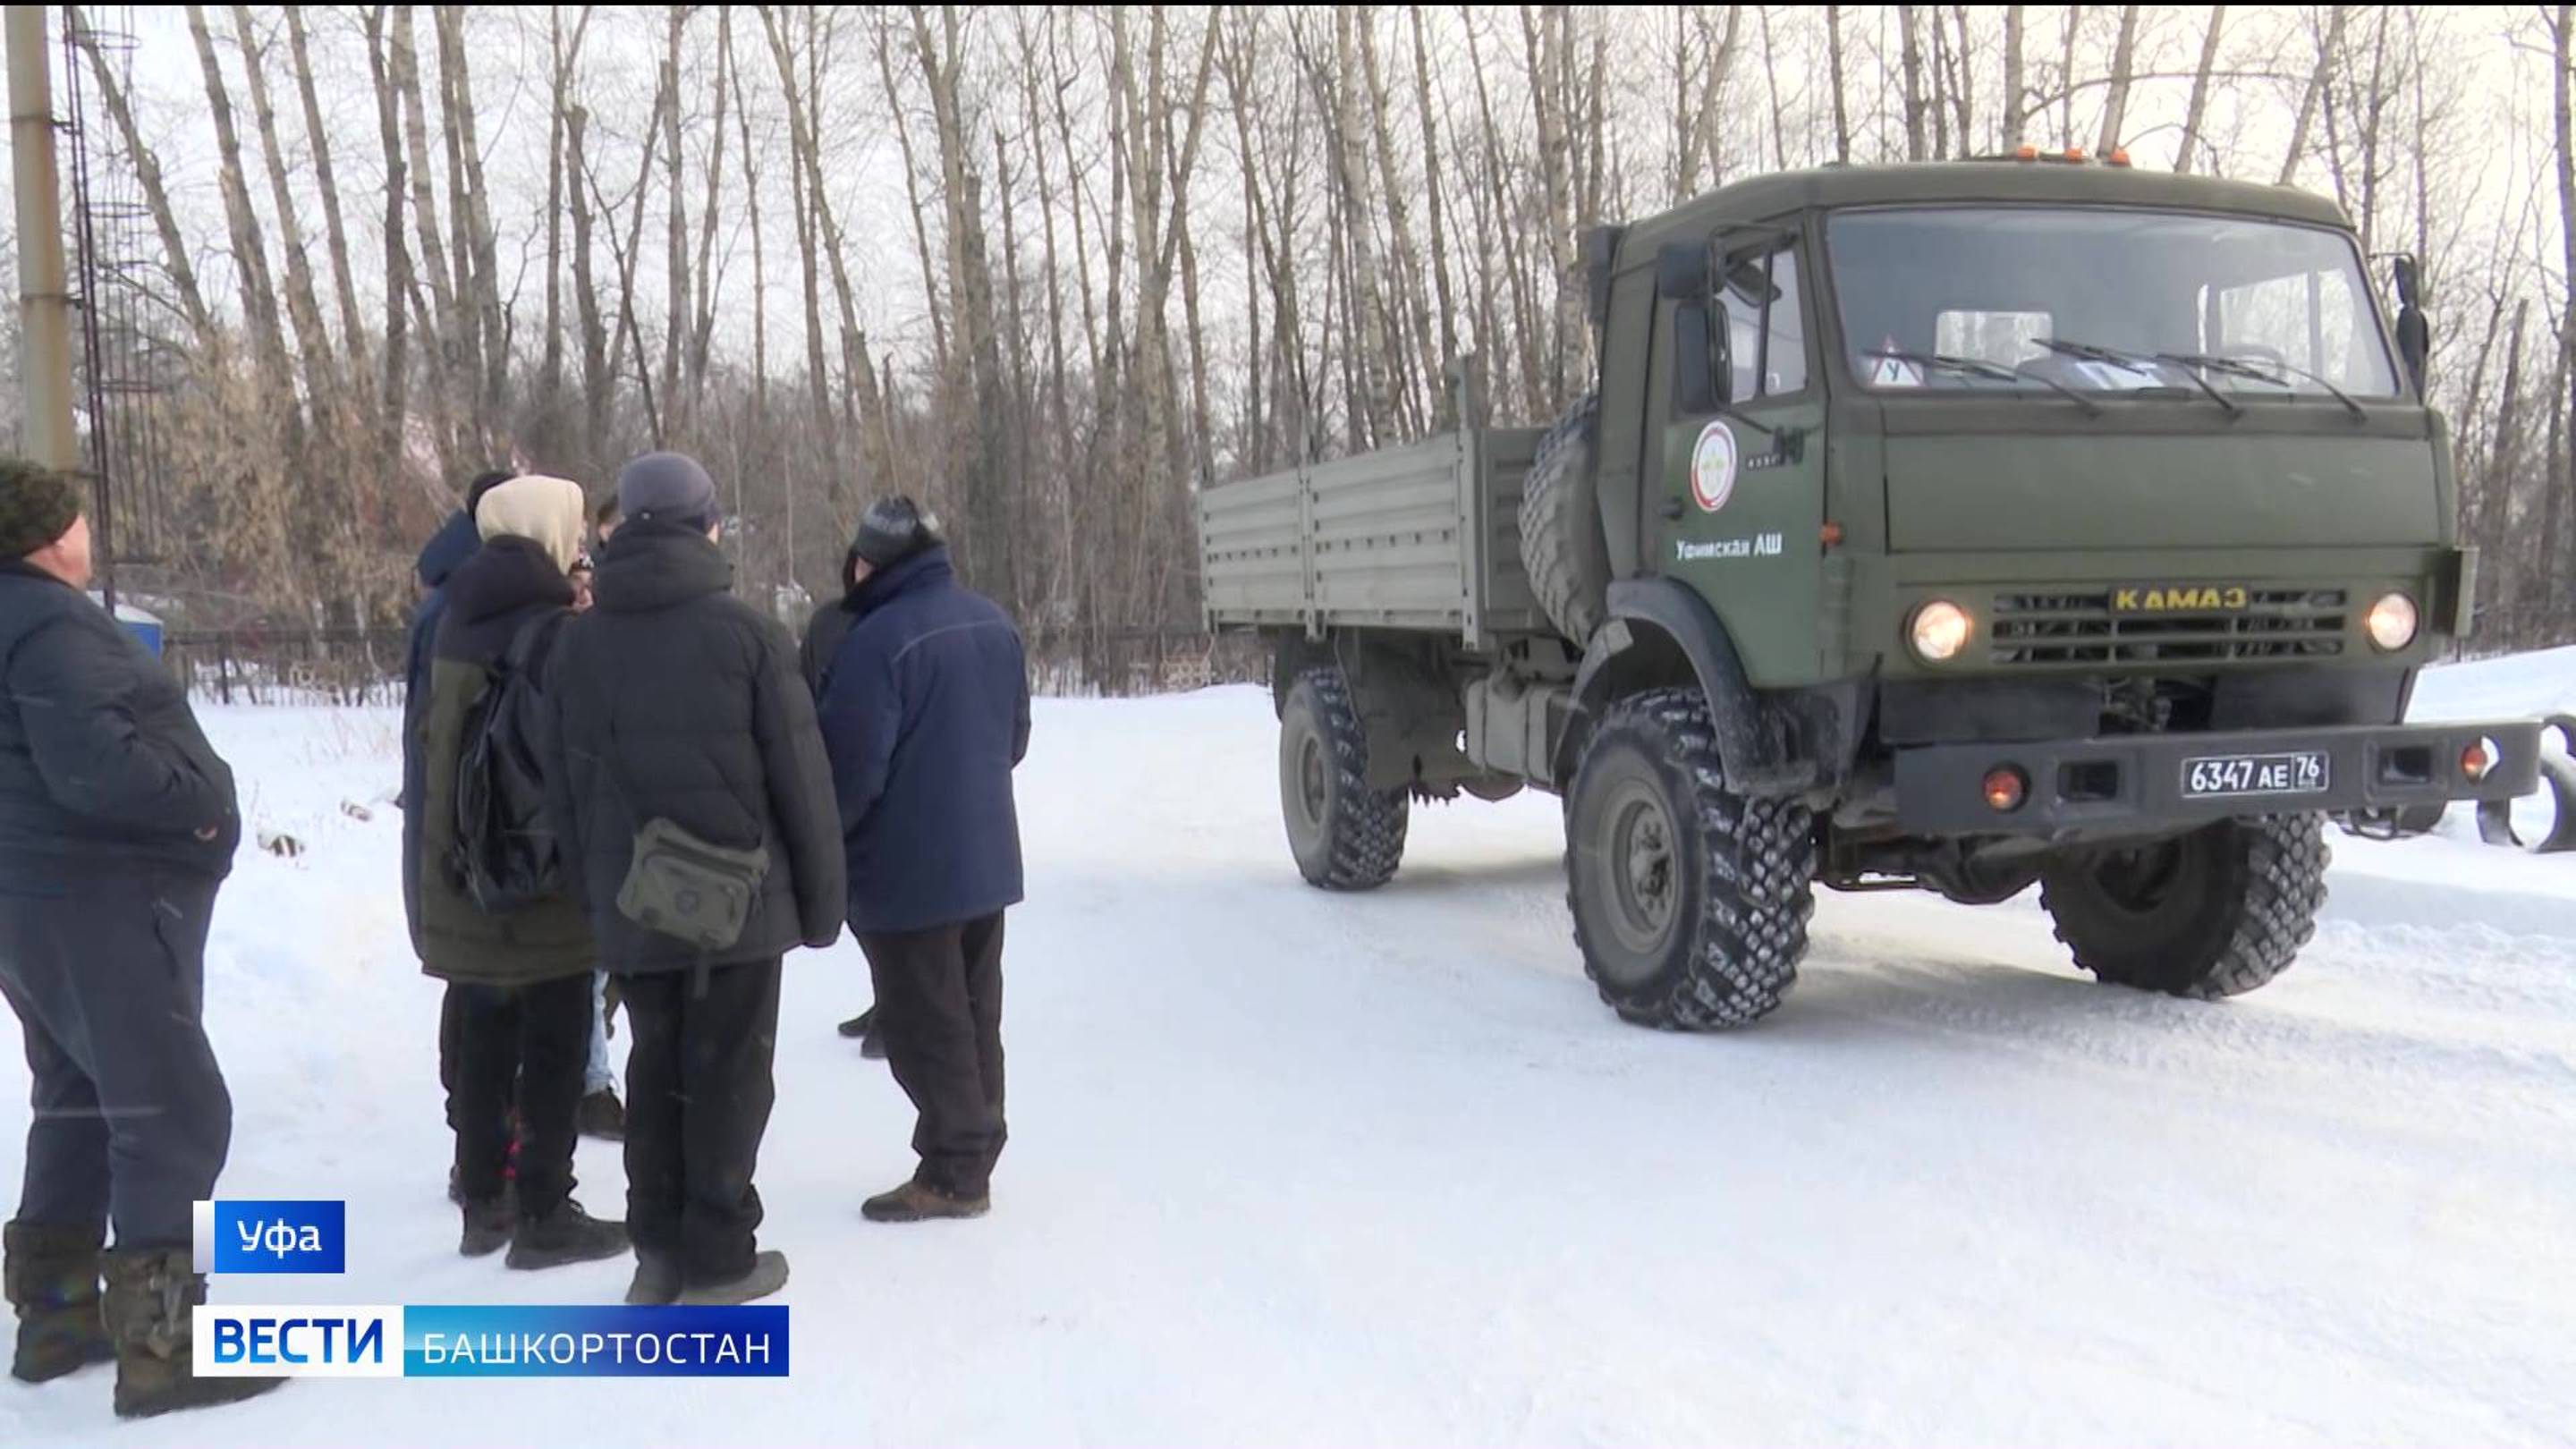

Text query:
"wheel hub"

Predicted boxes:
[[1599, 778, 1682, 959], [1297, 735, 1328, 827], [2091, 839, 2187, 915]]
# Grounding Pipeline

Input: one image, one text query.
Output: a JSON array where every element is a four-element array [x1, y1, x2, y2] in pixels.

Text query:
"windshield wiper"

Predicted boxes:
[[2034, 337, 2241, 419], [2157, 351, 2367, 422], [1869, 349, 2105, 416]]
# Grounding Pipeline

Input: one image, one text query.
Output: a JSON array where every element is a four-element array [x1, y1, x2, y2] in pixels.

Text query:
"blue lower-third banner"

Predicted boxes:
[[402, 1305, 789, 1377]]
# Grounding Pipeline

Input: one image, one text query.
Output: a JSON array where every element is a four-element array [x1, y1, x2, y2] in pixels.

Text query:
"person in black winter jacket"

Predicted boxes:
[[538, 452, 844, 1306], [797, 541, 883, 1056], [818, 496, 1030, 1223], [0, 459, 277, 1419], [417, 476, 628, 1273], [405, 468, 515, 1190], [404, 468, 516, 948]]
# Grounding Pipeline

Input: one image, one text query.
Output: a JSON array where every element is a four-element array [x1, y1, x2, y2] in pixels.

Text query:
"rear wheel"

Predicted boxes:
[[1279, 667, 1408, 891], [1566, 688, 1816, 1029], [2039, 815, 2328, 998]]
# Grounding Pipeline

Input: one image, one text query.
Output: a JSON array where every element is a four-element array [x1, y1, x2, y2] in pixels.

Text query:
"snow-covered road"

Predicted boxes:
[[5, 651, 2574, 1445]]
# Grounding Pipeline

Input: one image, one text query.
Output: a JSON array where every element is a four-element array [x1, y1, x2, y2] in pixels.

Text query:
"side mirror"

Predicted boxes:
[[1662, 243, 1724, 411], [2392, 256, 2429, 394], [1708, 301, 1734, 405], [1655, 242, 1707, 301], [1672, 299, 1724, 414]]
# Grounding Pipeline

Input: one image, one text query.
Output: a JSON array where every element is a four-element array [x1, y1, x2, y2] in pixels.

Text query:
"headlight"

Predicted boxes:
[[2366, 591, 2419, 651], [1909, 599, 1973, 663]]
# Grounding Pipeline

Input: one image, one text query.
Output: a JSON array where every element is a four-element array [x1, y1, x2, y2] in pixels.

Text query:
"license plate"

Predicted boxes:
[[2182, 751, 2330, 800]]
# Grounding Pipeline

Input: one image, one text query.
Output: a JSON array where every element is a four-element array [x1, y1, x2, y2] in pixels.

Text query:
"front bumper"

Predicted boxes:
[[1893, 718, 2542, 837]]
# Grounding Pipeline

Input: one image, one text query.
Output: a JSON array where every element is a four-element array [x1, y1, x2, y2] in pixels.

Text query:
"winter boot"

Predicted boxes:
[[676, 1250, 789, 1306], [625, 1255, 682, 1307], [4, 1219, 112, 1383], [505, 1200, 629, 1271], [836, 1008, 887, 1060], [577, 1087, 626, 1141], [862, 1179, 989, 1224], [99, 1247, 282, 1419], [459, 1194, 513, 1258]]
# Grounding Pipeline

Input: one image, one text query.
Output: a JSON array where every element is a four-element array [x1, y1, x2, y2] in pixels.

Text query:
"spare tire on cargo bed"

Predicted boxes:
[[1519, 393, 1613, 644]]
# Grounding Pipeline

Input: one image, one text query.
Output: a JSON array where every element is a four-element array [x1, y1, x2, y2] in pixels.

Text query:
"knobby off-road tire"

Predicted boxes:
[[2038, 814, 2329, 999], [1519, 392, 1614, 644], [1279, 667, 1409, 891], [1566, 688, 1817, 1030]]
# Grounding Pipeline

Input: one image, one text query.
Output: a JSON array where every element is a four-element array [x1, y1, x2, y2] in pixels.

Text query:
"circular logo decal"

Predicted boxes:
[[1690, 421, 1739, 513]]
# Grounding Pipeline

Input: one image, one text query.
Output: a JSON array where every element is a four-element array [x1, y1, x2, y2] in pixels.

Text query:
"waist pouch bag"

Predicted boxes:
[[615, 817, 770, 953]]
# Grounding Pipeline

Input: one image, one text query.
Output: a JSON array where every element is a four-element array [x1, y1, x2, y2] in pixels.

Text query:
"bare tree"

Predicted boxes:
[[283, 7, 365, 377], [2095, 5, 2140, 155], [2173, 6, 2226, 173], [71, 12, 214, 345], [2004, 5, 2027, 149]]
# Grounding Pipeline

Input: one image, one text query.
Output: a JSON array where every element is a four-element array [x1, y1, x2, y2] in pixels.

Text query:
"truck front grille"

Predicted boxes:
[[1988, 588, 2348, 666]]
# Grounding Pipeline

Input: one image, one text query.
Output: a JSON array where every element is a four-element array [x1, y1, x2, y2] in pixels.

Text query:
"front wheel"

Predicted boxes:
[[1565, 688, 1816, 1030], [2039, 815, 2328, 998]]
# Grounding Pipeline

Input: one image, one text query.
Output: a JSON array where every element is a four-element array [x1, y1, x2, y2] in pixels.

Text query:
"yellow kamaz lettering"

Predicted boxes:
[[2122, 584, 2251, 613]]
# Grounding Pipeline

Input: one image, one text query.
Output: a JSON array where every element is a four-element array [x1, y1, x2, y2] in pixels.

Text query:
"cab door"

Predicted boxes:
[[1643, 223, 1829, 688]]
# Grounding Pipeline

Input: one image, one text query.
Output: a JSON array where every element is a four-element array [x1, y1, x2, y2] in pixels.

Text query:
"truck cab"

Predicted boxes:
[[1200, 159, 2541, 1031]]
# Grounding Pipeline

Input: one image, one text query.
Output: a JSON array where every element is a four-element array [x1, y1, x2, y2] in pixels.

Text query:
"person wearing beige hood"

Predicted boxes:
[[415, 474, 630, 1272]]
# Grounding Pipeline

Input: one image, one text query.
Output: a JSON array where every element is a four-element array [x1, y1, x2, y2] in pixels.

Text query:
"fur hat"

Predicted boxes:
[[852, 494, 944, 570], [0, 459, 82, 559]]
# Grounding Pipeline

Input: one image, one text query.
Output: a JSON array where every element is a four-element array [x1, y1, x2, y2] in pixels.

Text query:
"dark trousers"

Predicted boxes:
[[858, 912, 1007, 1198], [620, 958, 780, 1284], [0, 872, 231, 1250], [439, 985, 465, 1129], [448, 974, 590, 1216]]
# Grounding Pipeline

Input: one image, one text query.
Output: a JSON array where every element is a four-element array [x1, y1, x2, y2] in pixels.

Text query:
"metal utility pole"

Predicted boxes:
[[6, 4, 76, 476]]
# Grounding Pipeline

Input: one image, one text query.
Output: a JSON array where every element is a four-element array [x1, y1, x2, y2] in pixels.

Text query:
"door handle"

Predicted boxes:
[[1659, 499, 1685, 521]]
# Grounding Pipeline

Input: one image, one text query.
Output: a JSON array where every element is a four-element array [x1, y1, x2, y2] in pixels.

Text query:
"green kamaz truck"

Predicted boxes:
[[1199, 157, 2545, 1030]]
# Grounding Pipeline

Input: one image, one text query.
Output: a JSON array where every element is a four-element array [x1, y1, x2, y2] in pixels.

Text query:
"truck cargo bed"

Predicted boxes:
[[1199, 427, 1554, 647]]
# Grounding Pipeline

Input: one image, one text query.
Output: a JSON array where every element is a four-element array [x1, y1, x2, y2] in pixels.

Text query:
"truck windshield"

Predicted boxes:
[[1826, 207, 2400, 401]]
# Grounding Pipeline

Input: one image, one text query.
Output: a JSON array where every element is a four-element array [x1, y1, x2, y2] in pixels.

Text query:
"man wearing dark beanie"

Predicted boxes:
[[0, 459, 277, 1418], [538, 450, 843, 1305], [818, 495, 1030, 1223]]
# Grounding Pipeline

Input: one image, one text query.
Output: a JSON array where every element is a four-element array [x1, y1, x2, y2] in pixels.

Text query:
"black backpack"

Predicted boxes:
[[448, 613, 568, 913]]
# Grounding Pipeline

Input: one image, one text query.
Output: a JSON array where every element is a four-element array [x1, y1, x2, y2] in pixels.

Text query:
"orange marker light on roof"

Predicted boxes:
[[2108, 148, 2131, 166], [2063, 146, 2087, 163], [2015, 144, 2038, 161]]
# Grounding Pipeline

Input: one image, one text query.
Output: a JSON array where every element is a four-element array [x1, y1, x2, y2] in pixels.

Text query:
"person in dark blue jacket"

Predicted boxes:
[[400, 467, 513, 1204], [0, 459, 277, 1418], [818, 496, 1030, 1223]]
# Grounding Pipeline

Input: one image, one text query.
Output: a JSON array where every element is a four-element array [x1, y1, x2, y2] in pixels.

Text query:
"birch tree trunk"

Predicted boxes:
[[2174, 6, 2226, 174], [284, 6, 365, 377], [2003, 5, 2026, 149]]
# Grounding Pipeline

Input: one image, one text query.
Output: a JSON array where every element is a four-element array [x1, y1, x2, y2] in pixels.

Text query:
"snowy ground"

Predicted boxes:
[[4, 650, 2575, 1446]]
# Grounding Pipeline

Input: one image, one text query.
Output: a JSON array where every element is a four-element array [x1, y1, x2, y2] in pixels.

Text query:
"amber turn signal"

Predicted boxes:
[[1982, 767, 2029, 813], [2462, 738, 2499, 783]]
